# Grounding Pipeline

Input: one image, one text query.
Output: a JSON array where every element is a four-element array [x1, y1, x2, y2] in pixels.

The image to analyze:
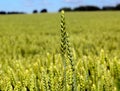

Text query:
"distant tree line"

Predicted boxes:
[[59, 4, 120, 12], [0, 11, 26, 15], [0, 9, 47, 15], [33, 9, 47, 14], [1, 4, 120, 15]]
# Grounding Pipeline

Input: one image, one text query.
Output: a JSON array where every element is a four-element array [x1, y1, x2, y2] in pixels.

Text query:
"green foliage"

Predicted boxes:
[[0, 12, 120, 91]]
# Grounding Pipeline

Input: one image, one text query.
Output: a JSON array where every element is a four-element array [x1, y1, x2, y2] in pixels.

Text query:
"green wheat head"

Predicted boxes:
[[60, 10, 67, 56], [60, 10, 74, 68], [60, 10, 76, 91]]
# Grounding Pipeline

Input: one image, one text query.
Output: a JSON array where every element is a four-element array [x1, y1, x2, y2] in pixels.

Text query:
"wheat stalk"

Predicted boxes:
[[60, 10, 76, 91], [60, 10, 67, 91]]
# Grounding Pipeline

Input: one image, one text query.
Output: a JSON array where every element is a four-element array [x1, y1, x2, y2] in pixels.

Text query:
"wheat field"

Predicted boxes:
[[0, 11, 120, 91]]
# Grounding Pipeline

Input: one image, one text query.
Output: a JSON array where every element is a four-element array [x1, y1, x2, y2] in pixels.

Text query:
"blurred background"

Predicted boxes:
[[0, 0, 120, 14]]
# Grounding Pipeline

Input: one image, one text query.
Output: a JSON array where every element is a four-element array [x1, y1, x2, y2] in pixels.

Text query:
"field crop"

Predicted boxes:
[[0, 11, 120, 91]]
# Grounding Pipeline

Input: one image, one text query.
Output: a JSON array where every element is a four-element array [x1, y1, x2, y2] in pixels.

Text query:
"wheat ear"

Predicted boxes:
[[60, 10, 76, 91], [60, 10, 67, 91]]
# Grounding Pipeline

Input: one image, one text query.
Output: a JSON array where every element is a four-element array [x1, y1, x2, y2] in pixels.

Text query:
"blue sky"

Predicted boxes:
[[0, 0, 120, 13]]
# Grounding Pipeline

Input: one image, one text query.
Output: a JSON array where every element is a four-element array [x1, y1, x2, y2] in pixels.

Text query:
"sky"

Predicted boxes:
[[0, 0, 120, 13]]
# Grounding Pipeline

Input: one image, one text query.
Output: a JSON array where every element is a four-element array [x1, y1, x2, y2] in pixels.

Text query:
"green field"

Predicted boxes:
[[0, 11, 120, 91]]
